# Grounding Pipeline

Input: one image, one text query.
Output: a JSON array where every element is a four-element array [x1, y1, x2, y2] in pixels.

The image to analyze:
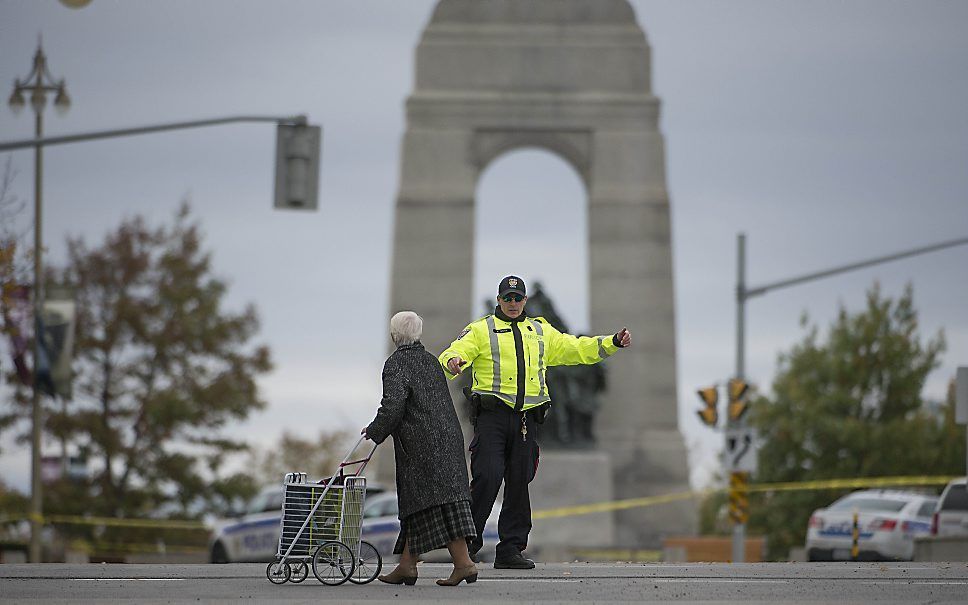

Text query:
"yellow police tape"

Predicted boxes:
[[0, 475, 958, 527], [531, 474, 959, 520], [0, 514, 206, 530]]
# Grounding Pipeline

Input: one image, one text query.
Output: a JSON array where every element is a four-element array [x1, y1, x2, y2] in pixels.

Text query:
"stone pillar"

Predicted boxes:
[[588, 129, 693, 546]]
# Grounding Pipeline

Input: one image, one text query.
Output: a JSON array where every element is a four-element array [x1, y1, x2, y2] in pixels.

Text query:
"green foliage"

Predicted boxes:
[[5, 203, 273, 522], [697, 488, 730, 536], [0, 479, 29, 545], [748, 284, 963, 559], [0, 479, 29, 516]]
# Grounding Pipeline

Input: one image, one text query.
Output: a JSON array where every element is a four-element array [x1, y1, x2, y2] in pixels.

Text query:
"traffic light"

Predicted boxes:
[[274, 123, 321, 210], [727, 378, 749, 421], [696, 386, 718, 427]]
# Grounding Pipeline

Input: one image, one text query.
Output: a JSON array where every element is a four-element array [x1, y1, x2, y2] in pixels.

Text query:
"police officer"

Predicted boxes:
[[439, 275, 630, 569]]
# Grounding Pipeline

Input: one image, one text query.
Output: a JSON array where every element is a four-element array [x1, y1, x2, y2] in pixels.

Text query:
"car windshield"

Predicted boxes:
[[246, 492, 270, 515], [917, 499, 939, 517], [941, 485, 968, 511], [829, 497, 907, 513]]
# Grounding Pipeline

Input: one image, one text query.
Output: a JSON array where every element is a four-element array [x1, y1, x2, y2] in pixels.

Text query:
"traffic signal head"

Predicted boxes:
[[696, 386, 718, 427], [728, 378, 749, 421], [274, 124, 321, 210]]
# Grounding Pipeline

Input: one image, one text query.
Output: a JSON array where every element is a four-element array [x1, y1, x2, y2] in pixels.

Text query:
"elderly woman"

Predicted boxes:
[[363, 311, 478, 587]]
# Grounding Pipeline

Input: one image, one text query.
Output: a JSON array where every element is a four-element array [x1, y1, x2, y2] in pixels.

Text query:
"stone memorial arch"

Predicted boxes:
[[384, 0, 694, 547]]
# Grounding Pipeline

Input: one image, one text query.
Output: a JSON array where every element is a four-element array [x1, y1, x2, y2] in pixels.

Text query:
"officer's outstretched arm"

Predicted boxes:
[[544, 321, 624, 366], [439, 322, 482, 379]]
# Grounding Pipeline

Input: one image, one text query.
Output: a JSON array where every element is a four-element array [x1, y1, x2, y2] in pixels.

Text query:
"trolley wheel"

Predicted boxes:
[[348, 540, 382, 585], [311, 540, 355, 586], [266, 560, 291, 584], [289, 560, 310, 583]]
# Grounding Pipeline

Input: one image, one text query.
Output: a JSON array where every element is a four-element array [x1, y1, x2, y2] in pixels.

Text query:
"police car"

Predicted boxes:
[[209, 487, 499, 563], [805, 489, 937, 561]]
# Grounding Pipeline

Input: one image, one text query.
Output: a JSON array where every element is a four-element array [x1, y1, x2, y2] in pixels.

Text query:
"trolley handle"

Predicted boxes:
[[339, 447, 378, 477], [333, 436, 379, 478]]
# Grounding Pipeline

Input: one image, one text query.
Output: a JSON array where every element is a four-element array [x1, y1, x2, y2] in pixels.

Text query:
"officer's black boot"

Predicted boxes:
[[493, 551, 535, 569]]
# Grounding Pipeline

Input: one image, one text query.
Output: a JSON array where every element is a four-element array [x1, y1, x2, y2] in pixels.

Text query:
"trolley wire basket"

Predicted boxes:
[[265, 436, 383, 586]]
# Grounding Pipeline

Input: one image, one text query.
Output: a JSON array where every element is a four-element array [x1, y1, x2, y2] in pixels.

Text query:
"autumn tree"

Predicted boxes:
[[14, 203, 273, 519], [251, 428, 354, 488], [0, 158, 32, 444], [747, 284, 964, 559]]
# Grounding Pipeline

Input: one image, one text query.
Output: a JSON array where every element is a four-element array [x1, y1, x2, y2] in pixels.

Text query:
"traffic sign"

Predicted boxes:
[[725, 427, 757, 473]]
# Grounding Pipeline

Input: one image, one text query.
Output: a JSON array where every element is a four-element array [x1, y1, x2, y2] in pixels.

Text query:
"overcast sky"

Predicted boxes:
[[1, 0, 966, 492]]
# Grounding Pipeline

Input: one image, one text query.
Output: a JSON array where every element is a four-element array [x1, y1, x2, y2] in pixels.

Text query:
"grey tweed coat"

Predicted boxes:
[[365, 342, 470, 519]]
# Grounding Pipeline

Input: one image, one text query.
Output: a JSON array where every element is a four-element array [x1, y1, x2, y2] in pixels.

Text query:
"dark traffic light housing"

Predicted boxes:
[[696, 386, 718, 427]]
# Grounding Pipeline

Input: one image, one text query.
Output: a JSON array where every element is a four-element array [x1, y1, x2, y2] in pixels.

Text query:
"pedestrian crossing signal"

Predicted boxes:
[[728, 379, 749, 421], [696, 386, 718, 427]]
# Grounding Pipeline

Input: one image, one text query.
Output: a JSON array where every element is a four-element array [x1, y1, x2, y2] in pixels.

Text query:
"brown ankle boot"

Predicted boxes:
[[378, 564, 418, 585], [435, 564, 478, 586]]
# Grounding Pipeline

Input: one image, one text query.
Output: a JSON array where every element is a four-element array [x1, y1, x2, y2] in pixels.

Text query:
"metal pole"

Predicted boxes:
[[29, 108, 44, 564], [744, 236, 968, 299], [0, 114, 308, 152], [732, 233, 746, 562], [736, 233, 746, 380]]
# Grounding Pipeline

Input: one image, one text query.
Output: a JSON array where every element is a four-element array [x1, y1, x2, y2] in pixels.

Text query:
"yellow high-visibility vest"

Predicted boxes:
[[439, 314, 619, 411]]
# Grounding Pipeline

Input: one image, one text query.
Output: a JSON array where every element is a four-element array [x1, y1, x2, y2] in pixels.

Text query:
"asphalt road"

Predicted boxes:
[[3, 562, 968, 603]]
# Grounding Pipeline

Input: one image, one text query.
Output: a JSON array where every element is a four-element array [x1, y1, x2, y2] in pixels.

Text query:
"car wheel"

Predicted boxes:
[[210, 541, 229, 564]]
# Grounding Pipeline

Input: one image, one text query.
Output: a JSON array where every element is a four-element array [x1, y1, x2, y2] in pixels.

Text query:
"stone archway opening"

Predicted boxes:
[[473, 147, 589, 332]]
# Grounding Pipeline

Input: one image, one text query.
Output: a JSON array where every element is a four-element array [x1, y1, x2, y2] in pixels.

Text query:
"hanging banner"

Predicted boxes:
[[42, 290, 76, 400]]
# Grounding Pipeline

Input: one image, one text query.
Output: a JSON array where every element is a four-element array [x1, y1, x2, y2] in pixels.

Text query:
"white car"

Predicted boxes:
[[931, 477, 968, 537], [209, 487, 499, 563], [805, 490, 937, 561]]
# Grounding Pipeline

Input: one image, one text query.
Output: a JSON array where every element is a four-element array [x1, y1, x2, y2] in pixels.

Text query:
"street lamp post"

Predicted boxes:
[[8, 41, 71, 564], [733, 232, 968, 562]]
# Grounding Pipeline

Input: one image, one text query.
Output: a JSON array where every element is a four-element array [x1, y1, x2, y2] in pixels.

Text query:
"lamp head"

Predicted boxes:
[[8, 86, 26, 114], [53, 84, 70, 115]]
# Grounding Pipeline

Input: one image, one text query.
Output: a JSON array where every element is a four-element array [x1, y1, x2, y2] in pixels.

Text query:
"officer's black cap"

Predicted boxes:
[[498, 275, 526, 297]]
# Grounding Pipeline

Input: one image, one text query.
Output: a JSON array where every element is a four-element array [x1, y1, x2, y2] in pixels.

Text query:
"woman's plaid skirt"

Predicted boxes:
[[393, 498, 477, 556]]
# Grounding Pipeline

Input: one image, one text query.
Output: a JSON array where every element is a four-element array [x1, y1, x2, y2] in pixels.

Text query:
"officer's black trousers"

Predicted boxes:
[[468, 403, 539, 560]]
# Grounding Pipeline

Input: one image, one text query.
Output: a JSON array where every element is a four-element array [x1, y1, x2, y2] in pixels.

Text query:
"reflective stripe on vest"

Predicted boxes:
[[598, 336, 613, 360], [533, 320, 547, 397], [485, 315, 502, 393]]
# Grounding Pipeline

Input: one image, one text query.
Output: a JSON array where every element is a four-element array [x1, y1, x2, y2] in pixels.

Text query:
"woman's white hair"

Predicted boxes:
[[389, 311, 423, 347]]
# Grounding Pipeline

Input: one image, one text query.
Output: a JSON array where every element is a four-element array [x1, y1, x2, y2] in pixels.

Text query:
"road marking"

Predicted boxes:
[[478, 578, 582, 583], [654, 579, 788, 584], [72, 578, 186, 581], [865, 580, 968, 586], [478, 578, 788, 584]]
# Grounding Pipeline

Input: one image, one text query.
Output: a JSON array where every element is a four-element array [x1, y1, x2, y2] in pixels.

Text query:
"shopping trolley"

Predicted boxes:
[[265, 436, 383, 586]]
